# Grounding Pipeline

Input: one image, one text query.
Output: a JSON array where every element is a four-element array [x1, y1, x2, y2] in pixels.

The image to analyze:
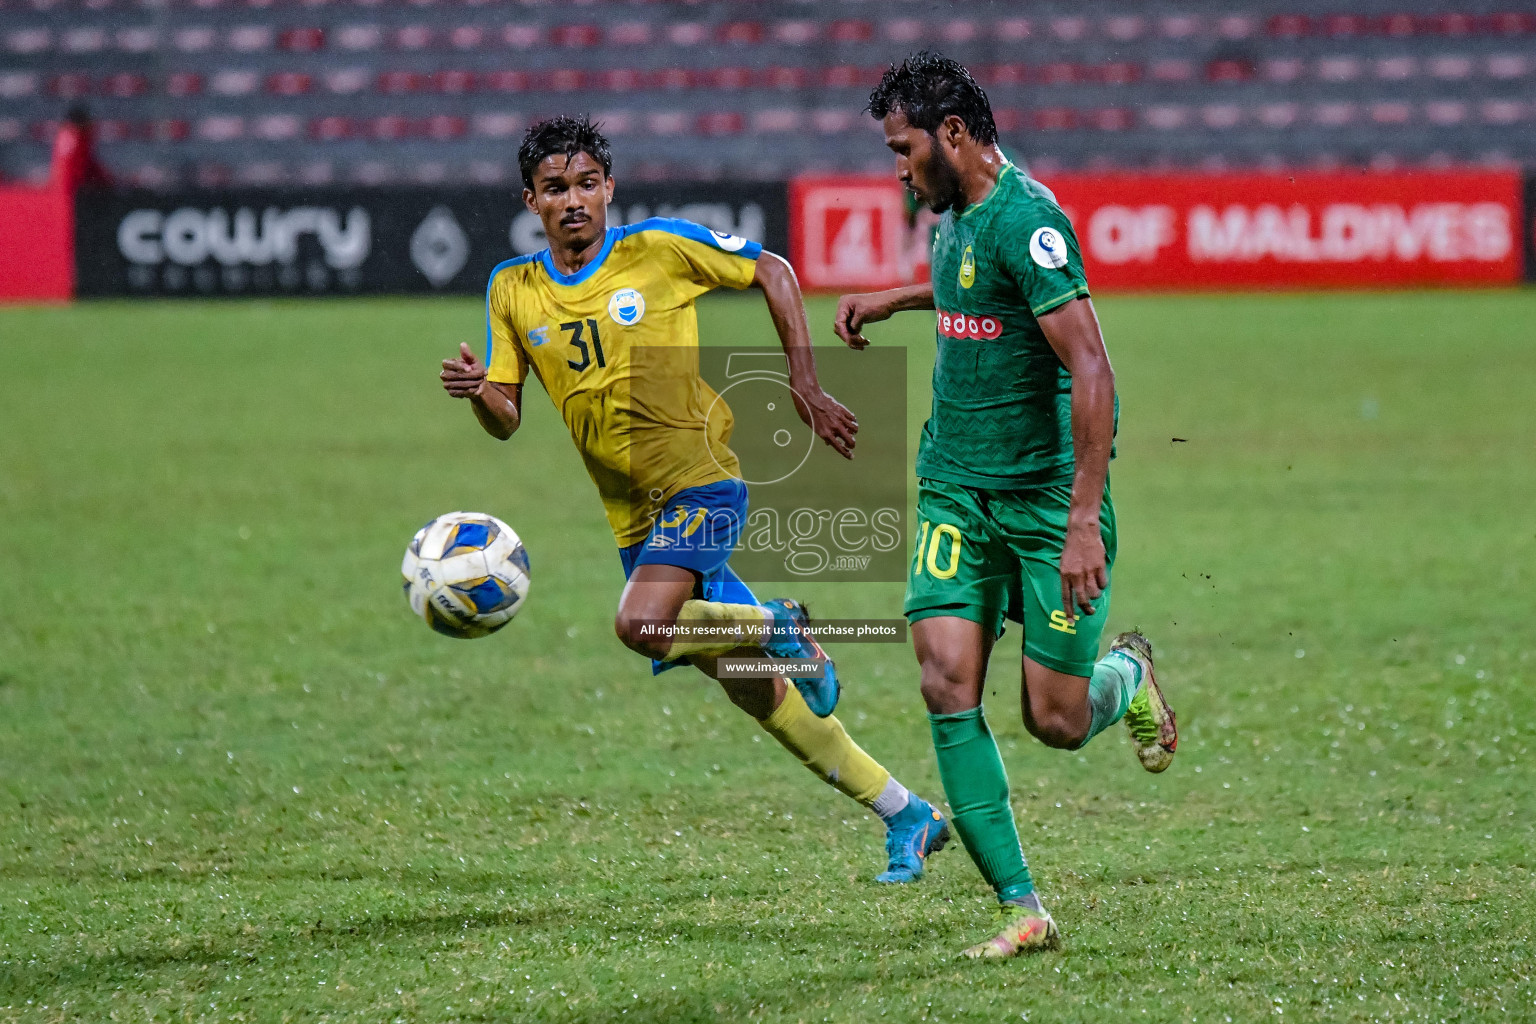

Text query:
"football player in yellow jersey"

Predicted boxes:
[[439, 115, 950, 883]]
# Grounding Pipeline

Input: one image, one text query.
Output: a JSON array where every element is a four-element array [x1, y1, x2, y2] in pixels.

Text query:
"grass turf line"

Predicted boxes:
[[0, 291, 1533, 1023]]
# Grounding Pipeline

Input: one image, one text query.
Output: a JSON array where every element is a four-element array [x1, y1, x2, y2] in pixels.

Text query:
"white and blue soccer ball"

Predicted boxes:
[[401, 512, 530, 639]]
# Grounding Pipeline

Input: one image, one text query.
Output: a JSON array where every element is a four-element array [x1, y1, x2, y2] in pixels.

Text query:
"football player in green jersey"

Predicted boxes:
[[834, 53, 1179, 958]]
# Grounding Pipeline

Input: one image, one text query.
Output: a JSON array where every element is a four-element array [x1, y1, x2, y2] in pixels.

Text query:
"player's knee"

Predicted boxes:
[[919, 658, 977, 714], [613, 612, 671, 661], [1023, 705, 1087, 749]]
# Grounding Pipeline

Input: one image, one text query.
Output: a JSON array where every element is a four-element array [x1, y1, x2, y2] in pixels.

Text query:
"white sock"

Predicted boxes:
[[870, 776, 912, 821]]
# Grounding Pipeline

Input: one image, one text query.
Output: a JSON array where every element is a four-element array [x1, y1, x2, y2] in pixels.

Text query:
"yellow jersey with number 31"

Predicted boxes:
[[484, 218, 760, 546]]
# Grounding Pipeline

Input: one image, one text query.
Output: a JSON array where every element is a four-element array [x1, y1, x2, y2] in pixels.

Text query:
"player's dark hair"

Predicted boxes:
[[867, 52, 998, 146], [517, 115, 613, 190]]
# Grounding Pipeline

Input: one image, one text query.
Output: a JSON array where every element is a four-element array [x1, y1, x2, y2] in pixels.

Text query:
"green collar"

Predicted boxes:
[[957, 160, 1015, 221]]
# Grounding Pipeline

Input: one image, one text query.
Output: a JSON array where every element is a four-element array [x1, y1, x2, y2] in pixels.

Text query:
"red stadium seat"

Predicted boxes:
[[718, 21, 764, 45], [266, 72, 312, 96], [667, 23, 708, 47], [653, 68, 695, 90], [550, 23, 601, 48], [1422, 13, 1476, 36], [369, 115, 414, 141], [1322, 14, 1369, 37], [432, 70, 475, 94], [596, 68, 643, 91], [1090, 62, 1141, 85], [1377, 14, 1418, 37], [377, 71, 426, 94], [704, 66, 753, 90], [1031, 108, 1076, 131], [1265, 14, 1310, 37], [697, 112, 744, 136], [1151, 59, 1196, 82], [1486, 12, 1536, 34], [991, 108, 1024, 132], [821, 65, 879, 89], [986, 63, 1028, 86], [1370, 101, 1413, 125], [1206, 59, 1255, 83], [547, 69, 586, 91], [763, 66, 809, 90], [1037, 62, 1079, 85], [828, 20, 874, 43], [1050, 16, 1089, 41], [50, 72, 91, 97], [150, 119, 191, 142], [310, 115, 355, 141], [1089, 107, 1135, 130], [1159, 15, 1202, 39], [885, 19, 925, 43], [424, 115, 467, 139], [1217, 15, 1257, 39], [279, 27, 324, 51], [482, 70, 530, 92], [101, 72, 148, 98], [941, 20, 979, 44], [94, 118, 134, 142], [165, 72, 202, 96], [394, 25, 433, 50]]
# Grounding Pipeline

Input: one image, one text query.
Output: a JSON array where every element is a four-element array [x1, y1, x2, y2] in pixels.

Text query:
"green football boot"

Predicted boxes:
[[1112, 631, 1177, 773], [961, 900, 1060, 959]]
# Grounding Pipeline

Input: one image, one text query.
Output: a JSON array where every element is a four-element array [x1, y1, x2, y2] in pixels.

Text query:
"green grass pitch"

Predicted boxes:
[[1, 290, 1534, 1023]]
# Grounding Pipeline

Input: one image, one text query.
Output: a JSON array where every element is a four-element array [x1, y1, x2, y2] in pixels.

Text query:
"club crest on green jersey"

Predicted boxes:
[[958, 245, 976, 289], [1029, 227, 1069, 269], [608, 287, 645, 326]]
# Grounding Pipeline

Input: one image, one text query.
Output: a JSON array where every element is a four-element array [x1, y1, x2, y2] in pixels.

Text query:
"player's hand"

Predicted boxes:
[[441, 342, 487, 399], [794, 387, 859, 460], [1059, 523, 1107, 620], [833, 293, 892, 350]]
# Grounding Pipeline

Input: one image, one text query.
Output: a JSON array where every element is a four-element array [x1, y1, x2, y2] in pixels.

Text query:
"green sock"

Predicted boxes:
[[1078, 650, 1143, 748], [928, 706, 1034, 901]]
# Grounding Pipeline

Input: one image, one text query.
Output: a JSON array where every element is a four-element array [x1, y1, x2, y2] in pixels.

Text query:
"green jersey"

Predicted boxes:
[[919, 162, 1112, 489]]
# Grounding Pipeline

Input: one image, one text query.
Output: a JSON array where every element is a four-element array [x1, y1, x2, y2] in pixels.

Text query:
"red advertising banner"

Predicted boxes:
[[0, 186, 74, 302], [790, 169, 1524, 292]]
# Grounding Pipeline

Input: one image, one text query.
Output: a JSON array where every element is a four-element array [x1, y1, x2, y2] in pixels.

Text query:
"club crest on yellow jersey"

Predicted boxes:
[[608, 287, 645, 326], [959, 245, 976, 289]]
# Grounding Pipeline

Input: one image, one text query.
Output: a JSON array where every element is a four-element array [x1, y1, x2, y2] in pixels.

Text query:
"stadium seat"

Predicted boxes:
[[647, 111, 688, 135], [1151, 60, 1196, 83], [253, 113, 302, 140], [310, 115, 354, 140], [1038, 62, 1078, 86], [448, 26, 486, 50], [1266, 14, 1310, 37], [1317, 56, 1363, 82], [608, 22, 652, 47], [1480, 99, 1525, 124], [197, 114, 245, 141], [1374, 57, 1418, 80], [811, 109, 857, 133], [987, 63, 1028, 86], [115, 27, 160, 53], [503, 25, 540, 49], [1102, 16, 1142, 41], [547, 69, 586, 92], [704, 66, 753, 90], [0, 72, 38, 99], [279, 27, 324, 51], [1089, 107, 1135, 131], [325, 68, 370, 94], [551, 24, 602, 48], [941, 20, 979, 44], [1371, 101, 1414, 124], [1200, 104, 1242, 129], [482, 70, 531, 92], [751, 108, 801, 133], [763, 66, 809, 90], [424, 114, 467, 140], [1322, 14, 1369, 37], [472, 111, 522, 138], [1427, 55, 1474, 80], [1487, 54, 1530, 79], [1207, 59, 1256, 83], [1263, 58, 1306, 83], [335, 24, 383, 50], [666, 23, 708, 47], [828, 20, 873, 44], [209, 70, 259, 96], [228, 25, 275, 52], [1143, 105, 1191, 130], [1424, 100, 1468, 125], [166, 72, 203, 96], [102, 72, 149, 98], [885, 19, 925, 43], [597, 68, 644, 92], [378, 71, 426, 95], [774, 20, 820, 45], [5, 28, 52, 55], [369, 115, 413, 141], [1312, 102, 1357, 127], [172, 27, 217, 52], [1032, 108, 1076, 131], [49, 72, 91, 98], [62, 27, 108, 53], [1160, 15, 1202, 39], [432, 70, 474, 94], [697, 112, 744, 136], [1257, 102, 1300, 127], [653, 68, 695, 91], [1050, 16, 1089, 41], [266, 72, 313, 96]]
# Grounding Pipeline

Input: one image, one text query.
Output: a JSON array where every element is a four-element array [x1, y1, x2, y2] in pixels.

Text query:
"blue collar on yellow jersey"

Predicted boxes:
[[529, 218, 763, 288]]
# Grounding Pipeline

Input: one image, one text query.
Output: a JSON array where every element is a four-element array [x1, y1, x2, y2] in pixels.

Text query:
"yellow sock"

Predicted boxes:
[[661, 599, 771, 660], [759, 686, 891, 806]]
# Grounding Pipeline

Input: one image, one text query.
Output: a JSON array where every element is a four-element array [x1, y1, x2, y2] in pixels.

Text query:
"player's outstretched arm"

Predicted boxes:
[[1037, 297, 1115, 621], [751, 251, 859, 460], [832, 284, 935, 349], [440, 342, 522, 441]]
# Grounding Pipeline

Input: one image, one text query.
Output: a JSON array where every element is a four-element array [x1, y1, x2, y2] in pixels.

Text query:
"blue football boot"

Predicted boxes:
[[875, 796, 951, 883], [761, 598, 840, 717]]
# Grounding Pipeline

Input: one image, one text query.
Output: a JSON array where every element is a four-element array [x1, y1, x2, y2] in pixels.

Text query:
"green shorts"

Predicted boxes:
[[903, 477, 1117, 678]]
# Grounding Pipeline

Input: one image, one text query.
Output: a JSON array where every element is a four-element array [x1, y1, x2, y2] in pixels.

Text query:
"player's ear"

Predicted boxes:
[[603, 174, 615, 205], [521, 187, 538, 214], [940, 114, 967, 152]]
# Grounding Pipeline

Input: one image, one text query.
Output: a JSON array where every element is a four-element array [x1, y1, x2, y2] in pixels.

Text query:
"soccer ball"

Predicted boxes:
[[401, 512, 530, 639]]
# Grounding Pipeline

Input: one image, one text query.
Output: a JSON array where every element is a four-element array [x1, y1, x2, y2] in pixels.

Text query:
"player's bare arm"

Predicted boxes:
[[751, 250, 859, 459], [1037, 297, 1115, 620], [441, 342, 522, 440], [832, 283, 935, 349]]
